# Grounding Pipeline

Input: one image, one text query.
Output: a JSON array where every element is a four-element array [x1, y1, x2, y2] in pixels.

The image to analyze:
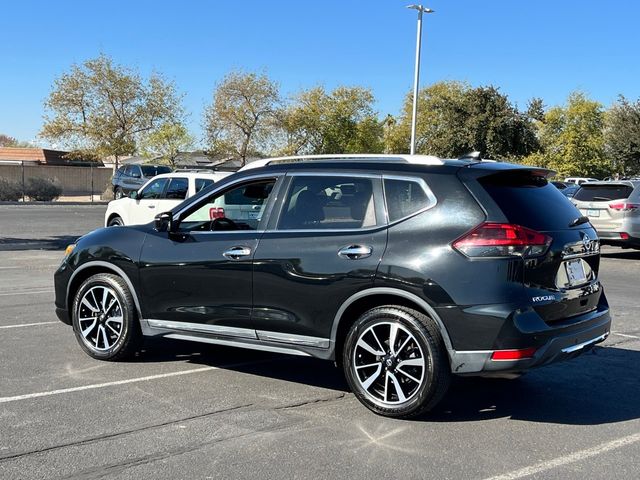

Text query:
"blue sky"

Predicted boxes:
[[1, 0, 639, 147]]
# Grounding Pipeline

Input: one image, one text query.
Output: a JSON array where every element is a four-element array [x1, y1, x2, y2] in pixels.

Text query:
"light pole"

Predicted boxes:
[[407, 5, 434, 155]]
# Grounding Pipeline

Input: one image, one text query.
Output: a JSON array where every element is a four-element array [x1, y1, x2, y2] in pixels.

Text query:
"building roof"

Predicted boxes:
[[0, 147, 101, 166]]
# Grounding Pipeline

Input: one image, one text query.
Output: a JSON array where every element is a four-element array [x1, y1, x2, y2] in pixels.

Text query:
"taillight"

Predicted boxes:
[[453, 222, 552, 258], [209, 207, 225, 219], [609, 202, 639, 211]]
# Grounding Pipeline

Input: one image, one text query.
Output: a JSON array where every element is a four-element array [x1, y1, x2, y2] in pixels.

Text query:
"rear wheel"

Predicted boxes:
[[71, 273, 140, 361], [343, 306, 450, 418]]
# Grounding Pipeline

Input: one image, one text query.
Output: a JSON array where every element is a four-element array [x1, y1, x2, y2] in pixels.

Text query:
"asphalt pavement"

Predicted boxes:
[[0, 204, 639, 479]]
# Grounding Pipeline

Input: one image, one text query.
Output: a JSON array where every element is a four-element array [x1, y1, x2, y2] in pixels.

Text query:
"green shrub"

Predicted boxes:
[[24, 177, 63, 201], [0, 178, 23, 201]]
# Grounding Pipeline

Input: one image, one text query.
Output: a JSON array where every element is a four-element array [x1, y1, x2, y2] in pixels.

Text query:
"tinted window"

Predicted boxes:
[[573, 184, 634, 202], [384, 178, 432, 222], [165, 177, 189, 200], [480, 171, 582, 231], [139, 178, 168, 199], [195, 178, 215, 193], [279, 176, 377, 230], [181, 179, 275, 231], [123, 165, 133, 176], [141, 165, 172, 177]]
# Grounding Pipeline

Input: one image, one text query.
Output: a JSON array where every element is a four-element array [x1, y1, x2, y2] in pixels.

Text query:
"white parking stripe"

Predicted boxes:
[[0, 321, 58, 329], [612, 331, 640, 340], [0, 289, 53, 297], [0, 360, 271, 404], [483, 432, 640, 480]]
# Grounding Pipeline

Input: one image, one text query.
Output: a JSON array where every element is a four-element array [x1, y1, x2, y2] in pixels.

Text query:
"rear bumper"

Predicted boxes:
[[598, 231, 640, 248], [448, 294, 611, 374]]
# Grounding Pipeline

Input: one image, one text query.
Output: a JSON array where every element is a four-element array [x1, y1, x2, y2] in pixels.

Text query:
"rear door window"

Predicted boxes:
[[164, 178, 189, 199], [479, 171, 581, 231], [279, 176, 378, 230], [573, 184, 634, 202], [195, 178, 215, 193]]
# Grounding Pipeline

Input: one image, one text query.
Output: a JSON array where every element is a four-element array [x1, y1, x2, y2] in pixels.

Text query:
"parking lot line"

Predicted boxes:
[[0, 366, 220, 404], [0, 289, 54, 297], [611, 331, 640, 340], [0, 358, 277, 405], [482, 432, 640, 480], [0, 321, 58, 329]]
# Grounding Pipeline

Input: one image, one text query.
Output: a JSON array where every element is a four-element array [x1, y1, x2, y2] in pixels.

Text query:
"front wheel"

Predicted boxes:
[[71, 273, 141, 361], [107, 216, 124, 227], [343, 306, 451, 418], [114, 187, 124, 199]]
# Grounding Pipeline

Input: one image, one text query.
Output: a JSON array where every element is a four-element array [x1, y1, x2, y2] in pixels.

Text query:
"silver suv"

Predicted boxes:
[[572, 180, 640, 249]]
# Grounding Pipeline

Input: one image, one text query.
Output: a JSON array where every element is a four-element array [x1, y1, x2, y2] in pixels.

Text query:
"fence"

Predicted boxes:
[[0, 163, 113, 200]]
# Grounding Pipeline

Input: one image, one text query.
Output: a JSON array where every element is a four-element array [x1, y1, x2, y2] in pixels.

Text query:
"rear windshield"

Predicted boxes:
[[572, 184, 634, 202], [141, 165, 172, 177], [479, 171, 582, 231]]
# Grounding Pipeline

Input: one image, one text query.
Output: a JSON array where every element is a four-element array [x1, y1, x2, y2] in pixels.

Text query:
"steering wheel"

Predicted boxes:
[[211, 217, 238, 231]]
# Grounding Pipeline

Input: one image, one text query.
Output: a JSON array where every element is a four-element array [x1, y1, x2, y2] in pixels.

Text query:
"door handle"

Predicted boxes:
[[338, 245, 373, 260], [147, 204, 156, 209], [223, 246, 252, 260]]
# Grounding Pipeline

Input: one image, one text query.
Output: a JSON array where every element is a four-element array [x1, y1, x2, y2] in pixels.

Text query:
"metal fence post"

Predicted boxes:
[[21, 161, 25, 202], [90, 163, 94, 203]]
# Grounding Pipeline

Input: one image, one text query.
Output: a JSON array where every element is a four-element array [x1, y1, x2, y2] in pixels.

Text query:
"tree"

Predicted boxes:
[[140, 123, 194, 168], [384, 81, 538, 160], [523, 92, 611, 177], [278, 86, 384, 155], [204, 71, 280, 165], [605, 95, 640, 175], [41, 54, 183, 168], [0, 134, 18, 147]]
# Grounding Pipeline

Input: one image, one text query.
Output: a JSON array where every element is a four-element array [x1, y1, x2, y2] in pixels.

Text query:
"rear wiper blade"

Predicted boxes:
[[569, 215, 590, 227]]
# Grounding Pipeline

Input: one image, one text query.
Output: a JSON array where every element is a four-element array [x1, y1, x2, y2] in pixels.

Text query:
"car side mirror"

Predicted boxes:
[[154, 211, 175, 233], [129, 190, 140, 200]]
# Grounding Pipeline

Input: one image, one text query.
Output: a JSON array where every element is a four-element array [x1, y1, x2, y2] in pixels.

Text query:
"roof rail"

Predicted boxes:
[[238, 154, 445, 171]]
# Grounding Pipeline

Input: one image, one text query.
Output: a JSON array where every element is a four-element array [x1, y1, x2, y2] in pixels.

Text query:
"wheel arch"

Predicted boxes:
[[330, 288, 454, 362], [67, 261, 143, 322]]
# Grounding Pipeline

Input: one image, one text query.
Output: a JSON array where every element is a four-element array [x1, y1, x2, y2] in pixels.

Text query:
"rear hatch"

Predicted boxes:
[[571, 183, 637, 232], [476, 168, 602, 324]]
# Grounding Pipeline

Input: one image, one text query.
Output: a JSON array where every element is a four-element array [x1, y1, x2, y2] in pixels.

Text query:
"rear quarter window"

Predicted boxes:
[[479, 171, 582, 231], [573, 184, 635, 202], [384, 178, 434, 222]]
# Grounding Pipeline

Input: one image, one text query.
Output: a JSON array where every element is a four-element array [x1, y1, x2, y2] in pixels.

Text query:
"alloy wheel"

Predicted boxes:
[[352, 321, 426, 405], [77, 285, 124, 351]]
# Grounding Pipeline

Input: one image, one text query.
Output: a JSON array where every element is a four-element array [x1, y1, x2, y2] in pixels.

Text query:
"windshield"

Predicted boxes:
[[573, 184, 634, 202]]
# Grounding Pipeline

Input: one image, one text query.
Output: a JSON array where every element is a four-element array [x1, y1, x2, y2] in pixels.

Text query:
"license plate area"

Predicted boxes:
[[587, 209, 600, 217], [565, 259, 587, 286]]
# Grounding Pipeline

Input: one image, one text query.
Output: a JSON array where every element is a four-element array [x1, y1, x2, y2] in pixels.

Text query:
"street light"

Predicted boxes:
[[407, 5, 434, 155]]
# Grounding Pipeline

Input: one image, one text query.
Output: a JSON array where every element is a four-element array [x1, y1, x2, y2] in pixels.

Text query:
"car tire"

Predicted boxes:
[[107, 216, 124, 227], [114, 187, 124, 199], [71, 273, 141, 361], [343, 306, 450, 418]]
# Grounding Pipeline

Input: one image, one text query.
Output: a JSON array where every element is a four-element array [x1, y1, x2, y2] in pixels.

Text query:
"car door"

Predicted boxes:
[[129, 177, 169, 225], [137, 175, 283, 334], [251, 173, 388, 343]]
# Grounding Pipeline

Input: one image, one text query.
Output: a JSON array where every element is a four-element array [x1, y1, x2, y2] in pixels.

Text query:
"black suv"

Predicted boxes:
[[112, 164, 172, 199], [54, 155, 611, 418]]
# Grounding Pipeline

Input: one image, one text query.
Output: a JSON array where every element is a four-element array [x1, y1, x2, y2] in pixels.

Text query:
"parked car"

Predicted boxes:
[[551, 181, 568, 189], [112, 164, 173, 199], [55, 154, 610, 418], [105, 171, 232, 227], [565, 176, 599, 185], [571, 180, 640, 249], [560, 184, 580, 198]]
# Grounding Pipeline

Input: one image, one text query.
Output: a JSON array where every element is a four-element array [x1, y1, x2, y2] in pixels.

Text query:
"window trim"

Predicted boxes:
[[268, 171, 386, 233], [382, 174, 438, 225]]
